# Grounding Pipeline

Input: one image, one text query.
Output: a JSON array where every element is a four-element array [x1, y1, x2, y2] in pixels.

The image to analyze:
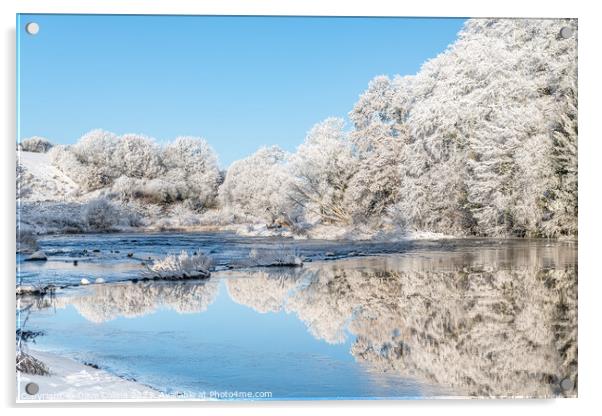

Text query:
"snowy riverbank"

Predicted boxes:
[[17, 350, 167, 401]]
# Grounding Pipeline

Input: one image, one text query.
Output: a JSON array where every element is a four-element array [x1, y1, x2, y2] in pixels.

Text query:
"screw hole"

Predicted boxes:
[[25, 382, 39, 395], [25, 22, 39, 36], [559, 27, 573, 39]]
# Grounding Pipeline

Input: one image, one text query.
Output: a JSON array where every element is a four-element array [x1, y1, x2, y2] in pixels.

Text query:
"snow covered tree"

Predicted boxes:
[[542, 83, 577, 237], [162, 137, 221, 209], [379, 18, 577, 237], [347, 76, 409, 222], [289, 118, 357, 225], [219, 146, 296, 223], [112, 134, 163, 179], [71, 129, 119, 168], [18, 136, 53, 153], [462, 19, 578, 236], [55, 130, 122, 191]]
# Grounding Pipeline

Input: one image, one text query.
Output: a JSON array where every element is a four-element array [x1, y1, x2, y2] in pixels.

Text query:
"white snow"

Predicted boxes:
[[17, 350, 167, 401], [17, 151, 78, 202]]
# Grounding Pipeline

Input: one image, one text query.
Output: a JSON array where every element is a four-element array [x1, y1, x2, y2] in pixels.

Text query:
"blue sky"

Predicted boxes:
[[17, 15, 466, 167]]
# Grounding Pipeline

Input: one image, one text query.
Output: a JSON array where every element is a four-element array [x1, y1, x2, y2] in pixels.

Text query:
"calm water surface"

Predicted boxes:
[[18, 233, 577, 399]]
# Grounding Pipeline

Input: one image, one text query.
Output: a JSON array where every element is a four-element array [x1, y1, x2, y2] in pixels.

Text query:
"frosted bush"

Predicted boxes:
[[219, 146, 297, 223], [144, 251, 212, 279], [18, 136, 53, 153], [71, 129, 119, 168], [163, 137, 221, 208], [82, 197, 119, 231], [247, 247, 303, 267], [113, 134, 164, 179]]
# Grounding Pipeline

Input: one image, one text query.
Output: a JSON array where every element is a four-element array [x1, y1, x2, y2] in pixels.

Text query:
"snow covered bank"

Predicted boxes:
[[17, 350, 166, 401]]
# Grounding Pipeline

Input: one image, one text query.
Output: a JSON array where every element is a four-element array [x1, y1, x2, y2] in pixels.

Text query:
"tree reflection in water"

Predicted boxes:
[[48, 242, 576, 398], [226, 246, 577, 398]]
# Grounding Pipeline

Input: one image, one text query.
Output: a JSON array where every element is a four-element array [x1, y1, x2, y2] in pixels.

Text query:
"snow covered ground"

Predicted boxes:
[[17, 350, 167, 401], [18, 151, 78, 202]]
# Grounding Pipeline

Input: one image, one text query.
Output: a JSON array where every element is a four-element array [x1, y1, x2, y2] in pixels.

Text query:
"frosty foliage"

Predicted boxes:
[[82, 197, 119, 231], [162, 137, 221, 208], [217, 18, 577, 237], [32, 18, 576, 238], [219, 146, 296, 223], [18, 136, 54, 153], [52, 131, 221, 208], [144, 251, 212, 279], [246, 246, 303, 267], [350, 19, 577, 237], [289, 118, 357, 225]]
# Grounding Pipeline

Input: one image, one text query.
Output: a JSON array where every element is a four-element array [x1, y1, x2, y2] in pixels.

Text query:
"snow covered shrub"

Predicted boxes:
[[71, 129, 119, 168], [247, 247, 303, 267], [16, 350, 49, 375], [219, 146, 296, 223], [144, 251, 212, 279], [290, 118, 357, 225], [169, 203, 201, 227], [18, 136, 53, 153], [82, 197, 119, 231], [113, 134, 164, 179], [162, 137, 221, 208], [111, 176, 140, 200], [112, 176, 179, 204], [16, 224, 38, 253]]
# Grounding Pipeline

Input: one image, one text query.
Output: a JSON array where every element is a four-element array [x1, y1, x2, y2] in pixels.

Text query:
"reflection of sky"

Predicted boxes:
[[27, 279, 426, 399]]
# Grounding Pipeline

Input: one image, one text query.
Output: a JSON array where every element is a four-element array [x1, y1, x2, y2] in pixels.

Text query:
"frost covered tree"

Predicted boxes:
[[347, 76, 409, 222], [356, 18, 578, 237], [162, 137, 221, 209], [39, 18, 577, 238], [112, 134, 163, 179], [18, 136, 53, 153], [544, 87, 577, 237], [51, 131, 222, 208], [219, 146, 296, 223], [289, 118, 357, 224], [461, 19, 578, 236], [71, 130, 119, 167], [52, 130, 122, 191]]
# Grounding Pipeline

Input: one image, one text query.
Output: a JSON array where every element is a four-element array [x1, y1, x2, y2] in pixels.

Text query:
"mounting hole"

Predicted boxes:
[[559, 26, 573, 39], [560, 378, 574, 391], [25, 382, 39, 395], [25, 22, 39, 36]]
